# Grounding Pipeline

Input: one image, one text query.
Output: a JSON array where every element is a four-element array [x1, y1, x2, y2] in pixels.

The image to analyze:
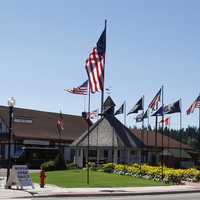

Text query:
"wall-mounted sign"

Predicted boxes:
[[14, 118, 32, 124], [23, 139, 49, 145]]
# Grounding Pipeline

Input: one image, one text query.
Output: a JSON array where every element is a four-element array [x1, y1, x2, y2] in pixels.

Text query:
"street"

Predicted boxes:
[[11, 193, 200, 200]]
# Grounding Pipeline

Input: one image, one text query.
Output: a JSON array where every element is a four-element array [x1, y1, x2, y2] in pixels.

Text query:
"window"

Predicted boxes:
[[0, 122, 2, 133], [104, 150, 108, 158], [88, 150, 97, 157], [131, 150, 136, 155], [0, 120, 8, 134]]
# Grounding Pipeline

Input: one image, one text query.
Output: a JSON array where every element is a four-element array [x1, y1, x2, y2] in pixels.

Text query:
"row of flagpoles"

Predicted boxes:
[[62, 20, 200, 182], [62, 19, 200, 155], [64, 77, 200, 128]]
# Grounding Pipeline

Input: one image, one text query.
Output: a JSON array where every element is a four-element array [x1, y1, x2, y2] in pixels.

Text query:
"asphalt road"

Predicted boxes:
[[15, 192, 200, 200]]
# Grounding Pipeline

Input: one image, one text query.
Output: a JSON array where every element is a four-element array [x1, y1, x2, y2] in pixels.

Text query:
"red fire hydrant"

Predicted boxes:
[[40, 168, 46, 188]]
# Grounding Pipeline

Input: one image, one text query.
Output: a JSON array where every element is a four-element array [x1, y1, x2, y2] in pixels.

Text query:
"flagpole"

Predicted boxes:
[[84, 95, 86, 112], [57, 111, 62, 153], [112, 126, 114, 164], [197, 106, 200, 155], [180, 98, 182, 168], [198, 105, 200, 133], [167, 119, 170, 167], [155, 116, 158, 147], [199, 101, 200, 135], [142, 95, 144, 164], [101, 19, 107, 114], [161, 85, 164, 180], [140, 108, 145, 168], [155, 113, 158, 172], [124, 101, 126, 126], [147, 110, 149, 164], [87, 81, 91, 185], [142, 96, 144, 142], [198, 93, 200, 148]]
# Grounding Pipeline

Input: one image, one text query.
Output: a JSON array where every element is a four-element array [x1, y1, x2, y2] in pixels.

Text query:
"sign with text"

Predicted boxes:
[[6, 165, 34, 189], [14, 118, 32, 124]]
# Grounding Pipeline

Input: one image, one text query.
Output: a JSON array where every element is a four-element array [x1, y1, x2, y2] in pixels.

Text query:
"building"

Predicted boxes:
[[131, 129, 195, 168], [0, 106, 88, 166], [72, 114, 144, 168], [72, 96, 196, 168], [0, 96, 196, 169]]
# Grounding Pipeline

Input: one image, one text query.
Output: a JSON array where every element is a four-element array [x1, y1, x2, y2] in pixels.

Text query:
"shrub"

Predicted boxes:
[[66, 162, 77, 170], [163, 169, 182, 184], [41, 160, 56, 171], [86, 162, 97, 171], [82, 162, 98, 171], [54, 153, 66, 170], [102, 163, 115, 173], [41, 152, 66, 171]]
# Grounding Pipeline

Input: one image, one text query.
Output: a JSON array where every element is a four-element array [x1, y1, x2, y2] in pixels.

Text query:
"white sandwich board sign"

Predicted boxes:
[[6, 165, 34, 189]]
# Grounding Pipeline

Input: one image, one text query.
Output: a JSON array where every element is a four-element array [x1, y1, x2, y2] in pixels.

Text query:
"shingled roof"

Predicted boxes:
[[0, 106, 88, 142], [131, 129, 193, 150]]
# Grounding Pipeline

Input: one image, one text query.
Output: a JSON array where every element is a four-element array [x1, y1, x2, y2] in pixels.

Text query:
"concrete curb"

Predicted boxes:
[[16, 189, 200, 198]]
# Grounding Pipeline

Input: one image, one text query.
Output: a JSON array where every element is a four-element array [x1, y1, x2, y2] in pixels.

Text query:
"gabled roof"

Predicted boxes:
[[72, 114, 144, 148], [131, 129, 193, 150], [0, 106, 88, 142], [71, 117, 104, 146], [106, 115, 143, 147]]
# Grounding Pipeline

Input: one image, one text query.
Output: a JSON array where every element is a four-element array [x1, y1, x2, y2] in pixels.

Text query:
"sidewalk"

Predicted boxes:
[[30, 183, 200, 198], [1, 173, 200, 199], [0, 188, 32, 199], [1, 182, 200, 199]]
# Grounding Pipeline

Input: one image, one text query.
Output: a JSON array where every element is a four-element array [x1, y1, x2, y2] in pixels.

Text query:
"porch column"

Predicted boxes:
[[127, 149, 130, 164], [146, 150, 149, 164], [96, 148, 100, 166], [80, 148, 84, 168], [108, 149, 112, 162], [113, 149, 118, 164], [74, 149, 78, 164], [137, 150, 141, 165], [76, 148, 84, 168]]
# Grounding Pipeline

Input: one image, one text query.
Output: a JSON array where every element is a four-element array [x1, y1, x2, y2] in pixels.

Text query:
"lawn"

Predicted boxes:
[[31, 169, 168, 188]]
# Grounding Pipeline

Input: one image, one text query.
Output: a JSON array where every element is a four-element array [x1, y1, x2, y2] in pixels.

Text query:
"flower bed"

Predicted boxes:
[[102, 163, 200, 184]]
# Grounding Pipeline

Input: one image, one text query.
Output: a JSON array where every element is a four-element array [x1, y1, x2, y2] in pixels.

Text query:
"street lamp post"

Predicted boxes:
[[6, 97, 16, 183]]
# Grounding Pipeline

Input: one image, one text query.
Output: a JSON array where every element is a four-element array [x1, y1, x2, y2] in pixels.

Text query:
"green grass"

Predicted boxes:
[[31, 169, 168, 188]]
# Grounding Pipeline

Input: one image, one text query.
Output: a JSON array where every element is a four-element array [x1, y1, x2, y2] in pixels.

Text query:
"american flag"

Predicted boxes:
[[64, 80, 88, 95], [148, 88, 161, 111], [187, 95, 200, 115], [159, 117, 170, 126], [87, 109, 99, 119], [85, 26, 106, 93]]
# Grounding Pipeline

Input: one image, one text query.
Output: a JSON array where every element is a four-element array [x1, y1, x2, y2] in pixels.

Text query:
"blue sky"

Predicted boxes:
[[0, 0, 199, 129]]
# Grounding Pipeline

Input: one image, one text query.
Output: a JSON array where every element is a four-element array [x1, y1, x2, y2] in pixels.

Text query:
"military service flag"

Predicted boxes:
[[164, 99, 181, 114], [127, 97, 144, 115], [115, 102, 125, 116]]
